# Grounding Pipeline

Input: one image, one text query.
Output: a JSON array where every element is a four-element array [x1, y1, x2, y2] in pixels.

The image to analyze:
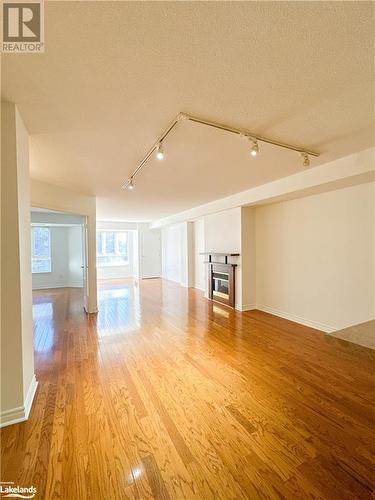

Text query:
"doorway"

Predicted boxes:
[[30, 208, 86, 307]]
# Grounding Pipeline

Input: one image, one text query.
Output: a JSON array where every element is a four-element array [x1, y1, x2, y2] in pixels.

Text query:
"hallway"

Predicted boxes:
[[1, 279, 374, 499]]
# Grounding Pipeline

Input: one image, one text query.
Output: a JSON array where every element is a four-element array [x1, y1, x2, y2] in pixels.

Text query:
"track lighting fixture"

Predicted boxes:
[[250, 139, 259, 157], [156, 143, 164, 160], [121, 113, 319, 190], [301, 152, 310, 167]]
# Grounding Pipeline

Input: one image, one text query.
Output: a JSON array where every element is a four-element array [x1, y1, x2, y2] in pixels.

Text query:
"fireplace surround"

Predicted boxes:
[[201, 253, 239, 308]]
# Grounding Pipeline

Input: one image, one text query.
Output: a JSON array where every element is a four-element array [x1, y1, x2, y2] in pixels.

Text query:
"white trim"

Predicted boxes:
[[193, 289, 336, 331], [256, 304, 336, 333], [24, 375, 38, 419], [31, 223, 82, 227], [203, 296, 335, 330], [84, 305, 98, 314], [193, 284, 205, 292], [32, 283, 83, 290], [97, 262, 130, 268], [161, 276, 182, 285], [0, 375, 38, 428], [0, 406, 25, 427], [235, 303, 257, 312], [97, 276, 136, 282]]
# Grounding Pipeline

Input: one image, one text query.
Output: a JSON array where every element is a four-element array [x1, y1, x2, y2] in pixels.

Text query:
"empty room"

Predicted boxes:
[[1, 1, 374, 499]]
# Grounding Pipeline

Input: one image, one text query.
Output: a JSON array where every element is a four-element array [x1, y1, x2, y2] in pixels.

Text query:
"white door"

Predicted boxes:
[[140, 229, 161, 278]]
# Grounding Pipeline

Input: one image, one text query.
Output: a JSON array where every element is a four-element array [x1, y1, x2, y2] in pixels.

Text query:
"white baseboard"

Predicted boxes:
[[256, 304, 336, 333], [24, 375, 38, 419], [235, 303, 256, 312], [84, 306, 98, 314], [0, 375, 38, 428], [197, 291, 336, 332], [193, 284, 205, 292], [32, 283, 83, 290], [33, 284, 65, 290]]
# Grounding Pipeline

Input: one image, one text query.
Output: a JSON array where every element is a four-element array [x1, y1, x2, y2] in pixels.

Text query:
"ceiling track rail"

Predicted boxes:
[[121, 112, 320, 189]]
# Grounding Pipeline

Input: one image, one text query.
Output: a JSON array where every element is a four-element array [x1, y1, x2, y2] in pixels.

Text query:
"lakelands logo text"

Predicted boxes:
[[2, 0, 44, 53], [0, 482, 37, 498]]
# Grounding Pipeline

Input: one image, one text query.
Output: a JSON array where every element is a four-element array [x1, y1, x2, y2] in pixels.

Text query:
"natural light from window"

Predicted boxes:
[[96, 230, 129, 267], [32, 226, 52, 273]]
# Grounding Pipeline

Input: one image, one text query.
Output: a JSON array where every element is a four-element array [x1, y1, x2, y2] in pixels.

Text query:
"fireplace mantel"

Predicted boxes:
[[200, 252, 240, 256], [200, 252, 240, 265]]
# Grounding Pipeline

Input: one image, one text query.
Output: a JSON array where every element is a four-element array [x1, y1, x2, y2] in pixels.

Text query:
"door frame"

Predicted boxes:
[[30, 204, 97, 313]]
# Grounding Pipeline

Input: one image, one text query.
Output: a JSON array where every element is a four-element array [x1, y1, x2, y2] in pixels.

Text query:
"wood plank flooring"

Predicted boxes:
[[1, 279, 374, 499]]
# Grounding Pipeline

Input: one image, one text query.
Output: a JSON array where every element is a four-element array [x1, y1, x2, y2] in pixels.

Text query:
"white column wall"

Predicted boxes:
[[1, 102, 37, 427], [161, 223, 183, 283], [193, 219, 205, 291], [161, 222, 193, 286], [240, 207, 256, 310]]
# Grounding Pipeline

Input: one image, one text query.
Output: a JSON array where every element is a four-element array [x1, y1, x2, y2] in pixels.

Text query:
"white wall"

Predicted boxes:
[[133, 230, 140, 278], [241, 207, 256, 310], [1, 102, 36, 427], [162, 224, 183, 283], [31, 225, 83, 289], [255, 182, 375, 331], [181, 222, 194, 287], [204, 207, 242, 254], [193, 219, 205, 290], [32, 226, 68, 289], [161, 222, 192, 286]]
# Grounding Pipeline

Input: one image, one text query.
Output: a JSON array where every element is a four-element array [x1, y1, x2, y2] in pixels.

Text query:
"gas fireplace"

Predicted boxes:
[[201, 252, 239, 308]]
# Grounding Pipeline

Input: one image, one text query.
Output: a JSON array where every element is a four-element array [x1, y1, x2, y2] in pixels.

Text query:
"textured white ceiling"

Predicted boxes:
[[2, 1, 374, 221]]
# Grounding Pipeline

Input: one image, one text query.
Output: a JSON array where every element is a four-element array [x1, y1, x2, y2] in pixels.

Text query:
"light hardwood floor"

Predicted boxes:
[[1, 279, 374, 499]]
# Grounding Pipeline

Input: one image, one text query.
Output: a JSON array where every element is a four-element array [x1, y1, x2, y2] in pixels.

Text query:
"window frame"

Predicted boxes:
[[96, 230, 129, 267], [31, 226, 52, 274]]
